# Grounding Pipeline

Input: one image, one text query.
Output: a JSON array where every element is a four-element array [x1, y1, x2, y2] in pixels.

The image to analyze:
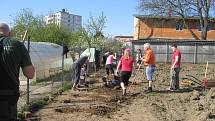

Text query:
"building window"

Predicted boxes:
[[176, 22, 183, 31]]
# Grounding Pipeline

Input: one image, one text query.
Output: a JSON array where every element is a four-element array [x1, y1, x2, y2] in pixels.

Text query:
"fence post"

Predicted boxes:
[[165, 43, 169, 64], [194, 43, 198, 64], [61, 41, 64, 87], [26, 36, 30, 107], [131, 43, 135, 56]]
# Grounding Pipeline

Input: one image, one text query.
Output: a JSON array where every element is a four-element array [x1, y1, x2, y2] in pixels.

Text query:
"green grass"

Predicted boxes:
[[18, 69, 72, 120], [18, 82, 72, 120], [61, 82, 72, 91], [18, 99, 48, 121], [148, 92, 159, 96], [30, 70, 72, 86]]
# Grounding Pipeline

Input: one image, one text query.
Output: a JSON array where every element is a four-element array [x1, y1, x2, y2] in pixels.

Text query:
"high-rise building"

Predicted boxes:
[[44, 9, 82, 32]]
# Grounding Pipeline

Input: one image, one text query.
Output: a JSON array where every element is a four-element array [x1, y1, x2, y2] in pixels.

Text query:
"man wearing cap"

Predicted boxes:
[[169, 44, 181, 91], [0, 22, 35, 120]]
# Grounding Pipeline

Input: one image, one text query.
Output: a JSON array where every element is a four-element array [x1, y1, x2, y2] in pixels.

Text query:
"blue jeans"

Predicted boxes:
[[146, 66, 155, 81]]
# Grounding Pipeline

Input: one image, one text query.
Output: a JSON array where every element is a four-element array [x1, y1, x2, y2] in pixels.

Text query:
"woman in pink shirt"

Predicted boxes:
[[105, 52, 116, 80], [116, 48, 134, 95]]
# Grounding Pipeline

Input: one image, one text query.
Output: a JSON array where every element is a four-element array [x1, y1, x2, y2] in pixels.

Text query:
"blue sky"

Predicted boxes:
[[0, 0, 139, 36]]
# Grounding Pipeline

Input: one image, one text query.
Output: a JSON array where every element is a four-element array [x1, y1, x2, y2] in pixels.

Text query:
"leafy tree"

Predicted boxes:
[[11, 9, 119, 54], [137, 0, 215, 40], [31, 24, 70, 45], [11, 8, 73, 45], [11, 8, 44, 40], [103, 38, 123, 53]]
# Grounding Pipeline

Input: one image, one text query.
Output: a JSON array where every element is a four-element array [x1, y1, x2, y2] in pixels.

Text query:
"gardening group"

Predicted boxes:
[[71, 43, 181, 95]]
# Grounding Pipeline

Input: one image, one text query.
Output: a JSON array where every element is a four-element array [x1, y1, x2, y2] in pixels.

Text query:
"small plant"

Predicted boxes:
[[18, 81, 72, 120], [17, 111, 25, 121], [148, 92, 159, 96], [18, 99, 48, 120], [61, 83, 72, 91], [18, 69, 72, 120], [30, 99, 48, 112]]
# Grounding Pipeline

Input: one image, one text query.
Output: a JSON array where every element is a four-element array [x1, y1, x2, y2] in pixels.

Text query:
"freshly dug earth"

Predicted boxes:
[[31, 64, 215, 121]]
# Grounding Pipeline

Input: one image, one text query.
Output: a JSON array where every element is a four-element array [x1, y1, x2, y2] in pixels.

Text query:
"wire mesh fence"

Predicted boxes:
[[18, 41, 73, 112], [131, 40, 215, 64]]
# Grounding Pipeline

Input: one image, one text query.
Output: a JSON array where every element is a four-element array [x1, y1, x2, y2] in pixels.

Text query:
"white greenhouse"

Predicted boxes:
[[19, 42, 73, 82]]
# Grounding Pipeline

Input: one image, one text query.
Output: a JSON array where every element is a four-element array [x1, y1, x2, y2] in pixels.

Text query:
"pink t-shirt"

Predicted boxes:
[[106, 55, 114, 64], [119, 56, 134, 72], [172, 49, 181, 68]]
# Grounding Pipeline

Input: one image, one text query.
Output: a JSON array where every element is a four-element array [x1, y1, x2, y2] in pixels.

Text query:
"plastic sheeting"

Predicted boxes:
[[19, 42, 73, 81], [80, 48, 96, 62]]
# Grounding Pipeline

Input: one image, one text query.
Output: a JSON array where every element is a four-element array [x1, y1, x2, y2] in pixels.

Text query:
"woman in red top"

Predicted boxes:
[[116, 48, 134, 95]]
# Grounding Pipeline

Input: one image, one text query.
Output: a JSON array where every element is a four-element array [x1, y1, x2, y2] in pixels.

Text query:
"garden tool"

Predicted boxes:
[[203, 61, 208, 88], [127, 64, 143, 93]]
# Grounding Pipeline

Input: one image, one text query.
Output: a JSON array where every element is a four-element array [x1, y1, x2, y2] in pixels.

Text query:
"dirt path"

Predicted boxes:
[[18, 81, 62, 110], [31, 64, 215, 121]]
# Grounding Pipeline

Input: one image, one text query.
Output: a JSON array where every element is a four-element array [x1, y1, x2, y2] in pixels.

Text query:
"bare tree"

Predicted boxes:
[[137, 0, 215, 40], [80, 12, 107, 48], [86, 12, 106, 38]]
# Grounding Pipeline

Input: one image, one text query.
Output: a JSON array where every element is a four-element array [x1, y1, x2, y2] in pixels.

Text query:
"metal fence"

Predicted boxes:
[[131, 40, 215, 64], [18, 40, 72, 112]]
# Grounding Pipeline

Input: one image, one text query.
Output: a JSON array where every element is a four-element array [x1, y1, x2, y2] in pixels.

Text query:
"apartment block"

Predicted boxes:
[[44, 9, 82, 32]]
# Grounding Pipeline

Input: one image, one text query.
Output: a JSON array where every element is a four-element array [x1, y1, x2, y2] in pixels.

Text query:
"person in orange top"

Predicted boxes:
[[141, 43, 155, 93]]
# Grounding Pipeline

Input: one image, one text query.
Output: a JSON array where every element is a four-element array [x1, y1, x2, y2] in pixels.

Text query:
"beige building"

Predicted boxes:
[[44, 9, 82, 32]]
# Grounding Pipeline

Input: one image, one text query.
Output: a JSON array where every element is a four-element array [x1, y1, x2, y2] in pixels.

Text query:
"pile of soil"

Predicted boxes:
[[31, 64, 215, 121]]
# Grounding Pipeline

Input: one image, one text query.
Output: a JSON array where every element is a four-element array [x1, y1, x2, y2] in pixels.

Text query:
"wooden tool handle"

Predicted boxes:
[[205, 61, 208, 78]]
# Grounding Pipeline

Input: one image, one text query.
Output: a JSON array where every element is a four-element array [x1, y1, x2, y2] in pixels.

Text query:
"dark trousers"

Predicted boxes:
[[72, 63, 81, 85], [0, 100, 17, 121], [105, 64, 114, 75], [170, 67, 181, 90], [120, 71, 132, 86]]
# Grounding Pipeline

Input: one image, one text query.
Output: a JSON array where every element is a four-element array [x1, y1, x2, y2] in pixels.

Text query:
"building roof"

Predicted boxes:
[[114, 36, 133, 42], [134, 15, 215, 21], [131, 39, 215, 45], [114, 36, 133, 38]]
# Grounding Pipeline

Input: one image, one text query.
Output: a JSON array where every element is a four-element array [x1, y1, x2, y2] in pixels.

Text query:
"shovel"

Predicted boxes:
[[203, 61, 209, 88], [127, 63, 143, 93]]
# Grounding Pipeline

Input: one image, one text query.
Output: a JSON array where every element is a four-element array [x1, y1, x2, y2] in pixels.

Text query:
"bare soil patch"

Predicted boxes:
[[30, 63, 215, 121]]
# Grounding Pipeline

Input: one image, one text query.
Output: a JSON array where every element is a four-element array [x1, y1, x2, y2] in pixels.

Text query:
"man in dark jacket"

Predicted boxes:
[[0, 23, 35, 120]]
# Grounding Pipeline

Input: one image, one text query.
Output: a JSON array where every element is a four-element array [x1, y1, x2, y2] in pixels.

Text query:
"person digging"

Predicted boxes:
[[71, 55, 89, 90]]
